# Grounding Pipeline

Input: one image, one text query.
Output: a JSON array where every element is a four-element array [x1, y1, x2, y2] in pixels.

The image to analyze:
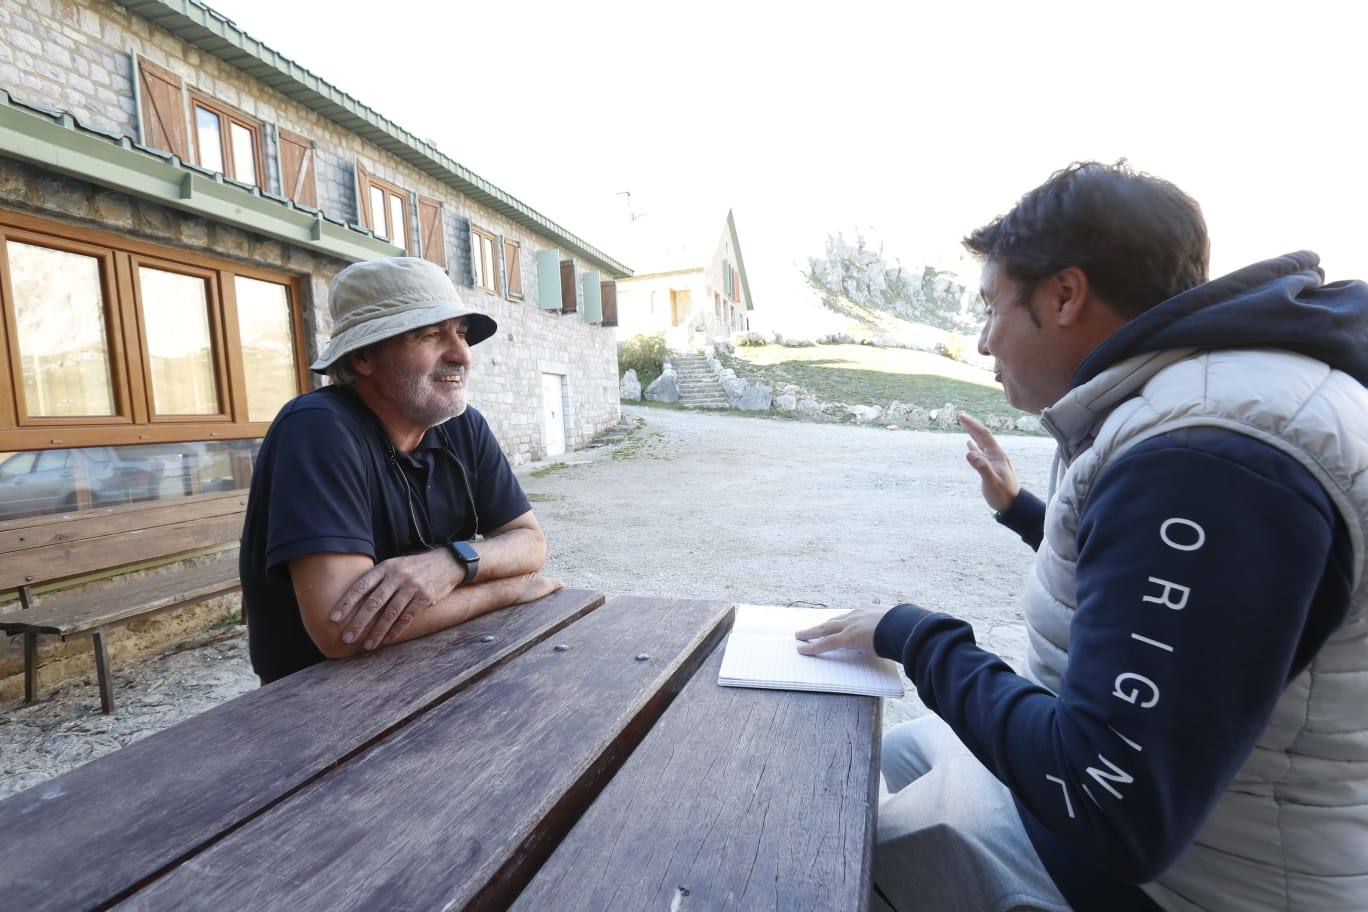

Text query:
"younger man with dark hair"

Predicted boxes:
[[799, 162, 1368, 911]]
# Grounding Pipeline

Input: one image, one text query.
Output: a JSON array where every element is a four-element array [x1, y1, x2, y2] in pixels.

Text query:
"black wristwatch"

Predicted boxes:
[[449, 540, 480, 585]]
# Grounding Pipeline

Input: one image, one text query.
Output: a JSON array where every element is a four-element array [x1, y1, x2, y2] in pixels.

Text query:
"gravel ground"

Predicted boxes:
[[0, 406, 1056, 800]]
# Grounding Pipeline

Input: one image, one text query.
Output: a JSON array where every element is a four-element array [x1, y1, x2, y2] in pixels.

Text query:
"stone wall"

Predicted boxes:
[[0, 0, 622, 460], [0, 157, 619, 695], [0, 0, 625, 697]]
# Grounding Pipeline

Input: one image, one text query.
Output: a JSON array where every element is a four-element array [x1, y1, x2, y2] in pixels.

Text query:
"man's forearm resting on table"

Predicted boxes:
[[292, 551, 548, 659], [464, 518, 547, 584], [289, 513, 549, 658]]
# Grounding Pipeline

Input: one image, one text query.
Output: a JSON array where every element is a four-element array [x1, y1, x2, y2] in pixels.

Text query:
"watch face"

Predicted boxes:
[[452, 540, 478, 563]]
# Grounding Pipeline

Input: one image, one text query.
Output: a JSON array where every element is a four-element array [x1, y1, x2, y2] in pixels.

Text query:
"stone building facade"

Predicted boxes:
[[0, 0, 628, 696]]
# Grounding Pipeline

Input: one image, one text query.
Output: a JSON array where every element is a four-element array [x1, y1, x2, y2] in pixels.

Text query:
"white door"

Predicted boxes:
[[541, 372, 566, 457]]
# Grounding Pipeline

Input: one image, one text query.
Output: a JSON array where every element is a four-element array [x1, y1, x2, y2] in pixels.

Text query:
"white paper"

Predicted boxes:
[[717, 604, 905, 698]]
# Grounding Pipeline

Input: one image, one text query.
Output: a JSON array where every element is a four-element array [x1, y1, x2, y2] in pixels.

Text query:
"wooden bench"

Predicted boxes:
[[0, 491, 247, 714]]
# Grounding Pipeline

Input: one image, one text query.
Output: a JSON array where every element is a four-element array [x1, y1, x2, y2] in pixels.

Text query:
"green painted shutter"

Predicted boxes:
[[580, 271, 602, 323], [536, 248, 561, 310]]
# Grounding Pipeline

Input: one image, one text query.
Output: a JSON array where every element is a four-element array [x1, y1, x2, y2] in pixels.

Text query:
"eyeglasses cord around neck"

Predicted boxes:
[[386, 428, 480, 550]]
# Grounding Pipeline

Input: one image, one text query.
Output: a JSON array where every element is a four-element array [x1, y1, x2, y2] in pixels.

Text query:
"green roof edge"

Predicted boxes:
[[0, 93, 402, 262], [110, 0, 631, 278]]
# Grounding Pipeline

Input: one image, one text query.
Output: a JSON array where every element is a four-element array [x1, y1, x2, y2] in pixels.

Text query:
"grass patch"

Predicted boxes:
[[527, 492, 565, 503], [611, 430, 666, 461], [722, 344, 1027, 420], [530, 462, 575, 478]]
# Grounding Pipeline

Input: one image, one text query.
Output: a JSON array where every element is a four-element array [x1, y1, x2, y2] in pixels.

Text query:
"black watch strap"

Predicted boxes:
[[449, 540, 480, 585]]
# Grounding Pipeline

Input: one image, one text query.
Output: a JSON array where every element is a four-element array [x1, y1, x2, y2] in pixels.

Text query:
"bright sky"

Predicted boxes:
[[212, 0, 1366, 335]]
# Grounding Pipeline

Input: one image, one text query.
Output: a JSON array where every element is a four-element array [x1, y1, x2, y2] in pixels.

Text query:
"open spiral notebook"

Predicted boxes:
[[717, 604, 905, 698]]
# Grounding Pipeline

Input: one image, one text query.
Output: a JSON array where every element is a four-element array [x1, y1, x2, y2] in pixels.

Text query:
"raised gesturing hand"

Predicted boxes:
[[958, 412, 1021, 513]]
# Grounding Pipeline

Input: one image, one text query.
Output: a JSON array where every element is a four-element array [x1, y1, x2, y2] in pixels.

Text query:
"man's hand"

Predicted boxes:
[[330, 548, 462, 650], [795, 602, 892, 656], [959, 412, 1021, 513]]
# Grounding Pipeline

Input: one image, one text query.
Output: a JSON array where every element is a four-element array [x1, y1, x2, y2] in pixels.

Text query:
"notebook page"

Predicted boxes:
[[718, 604, 904, 698]]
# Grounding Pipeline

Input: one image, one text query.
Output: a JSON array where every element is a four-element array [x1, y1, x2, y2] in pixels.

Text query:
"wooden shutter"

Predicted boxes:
[[503, 239, 523, 299], [418, 196, 446, 267], [277, 128, 317, 207], [354, 160, 373, 231], [559, 260, 576, 313], [600, 280, 618, 327], [136, 57, 187, 158]]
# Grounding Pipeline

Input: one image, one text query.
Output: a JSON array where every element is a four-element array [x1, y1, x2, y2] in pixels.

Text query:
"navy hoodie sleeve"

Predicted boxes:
[[873, 430, 1347, 884], [995, 488, 1046, 550]]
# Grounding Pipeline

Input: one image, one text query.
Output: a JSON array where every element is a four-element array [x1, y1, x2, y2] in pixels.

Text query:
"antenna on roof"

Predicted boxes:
[[616, 191, 645, 222]]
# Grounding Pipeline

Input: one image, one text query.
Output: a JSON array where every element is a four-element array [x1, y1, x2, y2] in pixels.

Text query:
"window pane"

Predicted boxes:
[[388, 193, 406, 248], [229, 122, 256, 185], [138, 267, 219, 415], [471, 233, 483, 288], [480, 236, 495, 290], [369, 186, 387, 237], [234, 276, 298, 422], [195, 106, 225, 173], [0, 439, 262, 521], [7, 241, 115, 417]]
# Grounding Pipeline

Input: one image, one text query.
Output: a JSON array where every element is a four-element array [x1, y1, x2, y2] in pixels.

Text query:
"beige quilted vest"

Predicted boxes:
[[1026, 347, 1368, 911]]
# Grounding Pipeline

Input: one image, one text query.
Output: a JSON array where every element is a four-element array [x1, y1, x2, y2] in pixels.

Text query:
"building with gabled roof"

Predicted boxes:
[[0, 0, 631, 499], [612, 210, 753, 350], [0, 0, 637, 689]]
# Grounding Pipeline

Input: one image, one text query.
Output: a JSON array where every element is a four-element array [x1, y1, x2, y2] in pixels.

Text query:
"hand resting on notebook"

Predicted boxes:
[[795, 602, 889, 656]]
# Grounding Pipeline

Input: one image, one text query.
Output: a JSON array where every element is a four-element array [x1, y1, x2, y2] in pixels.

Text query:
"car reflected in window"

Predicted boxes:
[[0, 439, 261, 521]]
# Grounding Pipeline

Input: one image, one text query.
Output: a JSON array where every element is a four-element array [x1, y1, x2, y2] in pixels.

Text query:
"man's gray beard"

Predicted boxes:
[[395, 374, 468, 428]]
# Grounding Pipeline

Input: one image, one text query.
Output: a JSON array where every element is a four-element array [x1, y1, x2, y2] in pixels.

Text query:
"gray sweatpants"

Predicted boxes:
[[873, 715, 1072, 912]]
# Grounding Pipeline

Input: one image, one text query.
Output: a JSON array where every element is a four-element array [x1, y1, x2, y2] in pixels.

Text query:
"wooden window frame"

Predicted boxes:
[[0, 208, 308, 452], [0, 229, 133, 430], [188, 91, 266, 189], [129, 254, 233, 425], [361, 174, 413, 254], [502, 237, 523, 301], [471, 226, 499, 295]]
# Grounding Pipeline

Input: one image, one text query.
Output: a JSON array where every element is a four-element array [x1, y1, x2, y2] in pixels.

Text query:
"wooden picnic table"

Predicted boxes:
[[0, 590, 881, 910]]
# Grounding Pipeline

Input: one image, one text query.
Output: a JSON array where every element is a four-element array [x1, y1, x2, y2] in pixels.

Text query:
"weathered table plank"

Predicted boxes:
[[512, 643, 881, 912], [0, 588, 605, 911], [119, 596, 733, 912]]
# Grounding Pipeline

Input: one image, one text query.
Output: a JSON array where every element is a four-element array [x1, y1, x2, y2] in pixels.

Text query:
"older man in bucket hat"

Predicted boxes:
[[240, 257, 561, 684]]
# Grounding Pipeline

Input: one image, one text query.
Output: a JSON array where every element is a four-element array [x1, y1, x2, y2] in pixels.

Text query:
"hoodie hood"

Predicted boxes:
[[1072, 251, 1368, 389]]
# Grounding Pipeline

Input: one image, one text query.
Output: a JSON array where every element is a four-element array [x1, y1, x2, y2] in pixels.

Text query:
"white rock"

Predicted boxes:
[[903, 407, 931, 429], [846, 404, 882, 423], [619, 369, 642, 401], [738, 382, 773, 411], [1015, 416, 1044, 433], [935, 402, 960, 430], [644, 367, 679, 403]]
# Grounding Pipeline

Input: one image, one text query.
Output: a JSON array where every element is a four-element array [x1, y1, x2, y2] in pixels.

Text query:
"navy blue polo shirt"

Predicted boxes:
[[239, 385, 531, 683]]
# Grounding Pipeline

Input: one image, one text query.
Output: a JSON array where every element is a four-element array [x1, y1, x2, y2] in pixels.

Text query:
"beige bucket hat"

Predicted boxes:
[[310, 257, 497, 373]]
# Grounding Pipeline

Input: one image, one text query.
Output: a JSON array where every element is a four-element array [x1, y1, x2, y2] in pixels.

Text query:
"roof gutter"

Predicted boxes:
[[110, 0, 632, 278]]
